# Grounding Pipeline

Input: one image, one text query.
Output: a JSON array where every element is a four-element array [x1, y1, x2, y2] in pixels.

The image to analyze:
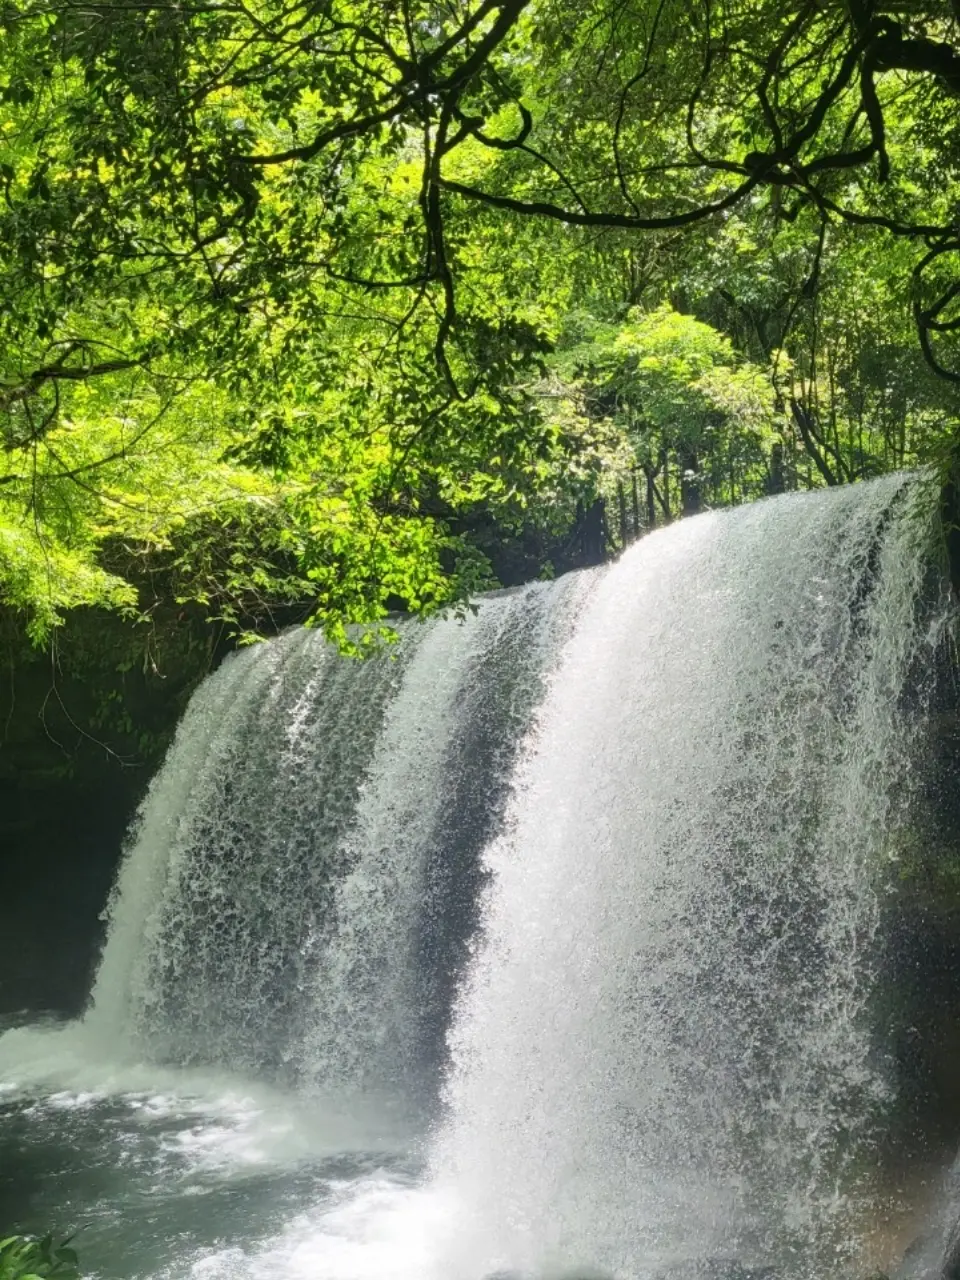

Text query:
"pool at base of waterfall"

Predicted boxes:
[[0, 1021, 945, 1280], [0, 1021, 441, 1280]]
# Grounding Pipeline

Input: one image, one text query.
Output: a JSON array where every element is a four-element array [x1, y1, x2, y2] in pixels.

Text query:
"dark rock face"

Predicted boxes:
[[881, 682, 960, 1146], [0, 605, 219, 1016]]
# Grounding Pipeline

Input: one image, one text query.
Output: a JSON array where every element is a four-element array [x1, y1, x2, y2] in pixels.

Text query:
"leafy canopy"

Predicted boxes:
[[1, 0, 959, 636]]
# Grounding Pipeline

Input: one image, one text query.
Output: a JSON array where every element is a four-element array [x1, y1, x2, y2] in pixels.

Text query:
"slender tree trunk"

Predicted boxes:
[[679, 447, 701, 516], [644, 466, 657, 528], [580, 498, 606, 565]]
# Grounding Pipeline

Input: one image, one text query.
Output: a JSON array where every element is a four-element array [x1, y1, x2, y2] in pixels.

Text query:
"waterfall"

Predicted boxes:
[[77, 473, 957, 1279], [87, 575, 587, 1094], [430, 475, 953, 1279]]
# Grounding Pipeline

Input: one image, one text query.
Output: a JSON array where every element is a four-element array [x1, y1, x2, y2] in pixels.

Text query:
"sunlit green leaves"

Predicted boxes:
[[1, 0, 959, 641], [0, 1235, 80, 1280]]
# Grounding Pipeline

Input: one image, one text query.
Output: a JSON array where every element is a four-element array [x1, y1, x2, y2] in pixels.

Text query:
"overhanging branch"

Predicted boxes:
[[438, 174, 760, 228]]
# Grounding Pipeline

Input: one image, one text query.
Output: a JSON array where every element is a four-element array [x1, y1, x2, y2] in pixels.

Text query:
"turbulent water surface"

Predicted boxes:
[[1, 477, 957, 1280]]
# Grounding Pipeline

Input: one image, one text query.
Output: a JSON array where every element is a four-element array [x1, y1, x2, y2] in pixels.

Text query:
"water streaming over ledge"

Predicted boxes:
[[1, 474, 958, 1280], [87, 570, 589, 1098], [431, 475, 955, 1279]]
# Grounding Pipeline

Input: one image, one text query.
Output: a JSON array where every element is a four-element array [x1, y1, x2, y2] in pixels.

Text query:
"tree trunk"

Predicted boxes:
[[580, 497, 606, 566], [679, 447, 701, 516]]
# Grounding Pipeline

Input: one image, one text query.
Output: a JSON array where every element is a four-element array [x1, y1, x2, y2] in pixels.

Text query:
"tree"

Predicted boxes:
[[551, 306, 783, 521], [1, 0, 959, 637]]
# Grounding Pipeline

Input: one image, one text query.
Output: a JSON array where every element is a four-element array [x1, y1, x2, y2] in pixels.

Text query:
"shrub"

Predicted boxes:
[[0, 1236, 80, 1280]]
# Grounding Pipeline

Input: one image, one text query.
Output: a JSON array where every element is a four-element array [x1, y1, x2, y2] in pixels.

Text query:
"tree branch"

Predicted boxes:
[[0, 349, 148, 422], [438, 174, 760, 228]]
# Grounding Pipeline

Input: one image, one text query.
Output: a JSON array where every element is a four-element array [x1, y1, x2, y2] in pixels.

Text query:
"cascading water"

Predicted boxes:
[[430, 475, 953, 1280], [0, 474, 956, 1280], [87, 572, 587, 1096], [86, 625, 411, 1074]]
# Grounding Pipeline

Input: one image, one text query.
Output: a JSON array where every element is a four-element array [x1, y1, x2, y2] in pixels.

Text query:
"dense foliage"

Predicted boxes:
[[1, 0, 959, 638], [0, 1236, 80, 1280]]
